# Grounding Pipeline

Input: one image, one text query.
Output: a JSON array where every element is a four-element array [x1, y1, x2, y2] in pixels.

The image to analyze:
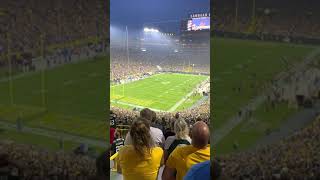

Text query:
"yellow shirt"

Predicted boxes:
[[166, 145, 210, 180], [118, 145, 163, 180]]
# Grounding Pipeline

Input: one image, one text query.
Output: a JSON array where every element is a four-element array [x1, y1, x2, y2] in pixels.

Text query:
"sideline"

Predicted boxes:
[[168, 77, 209, 112]]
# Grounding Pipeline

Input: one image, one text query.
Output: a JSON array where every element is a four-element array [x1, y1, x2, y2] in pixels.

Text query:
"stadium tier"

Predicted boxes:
[[212, 0, 320, 41]]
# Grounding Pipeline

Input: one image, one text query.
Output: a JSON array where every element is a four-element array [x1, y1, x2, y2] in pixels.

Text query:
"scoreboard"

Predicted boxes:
[[187, 13, 210, 31]]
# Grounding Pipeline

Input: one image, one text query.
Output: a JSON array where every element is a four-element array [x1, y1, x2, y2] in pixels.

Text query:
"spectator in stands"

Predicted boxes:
[[125, 108, 165, 147], [110, 111, 116, 146], [110, 127, 115, 145], [162, 121, 210, 180], [117, 117, 163, 180], [152, 114, 165, 133], [111, 130, 125, 154], [164, 119, 191, 162], [164, 120, 176, 140], [110, 130, 124, 170]]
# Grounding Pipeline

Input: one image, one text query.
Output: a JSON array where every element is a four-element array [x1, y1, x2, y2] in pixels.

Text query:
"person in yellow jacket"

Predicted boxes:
[[162, 121, 210, 180], [117, 117, 163, 180]]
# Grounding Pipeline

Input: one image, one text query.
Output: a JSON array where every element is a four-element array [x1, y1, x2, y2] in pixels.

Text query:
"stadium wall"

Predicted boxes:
[[159, 70, 209, 76]]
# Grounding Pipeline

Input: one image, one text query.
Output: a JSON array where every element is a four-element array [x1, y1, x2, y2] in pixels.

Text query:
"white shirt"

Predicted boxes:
[[125, 127, 165, 147]]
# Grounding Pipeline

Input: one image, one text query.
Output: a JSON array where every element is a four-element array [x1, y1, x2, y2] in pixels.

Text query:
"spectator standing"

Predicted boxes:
[[117, 118, 163, 180], [164, 119, 191, 162], [162, 121, 210, 180], [125, 108, 165, 147]]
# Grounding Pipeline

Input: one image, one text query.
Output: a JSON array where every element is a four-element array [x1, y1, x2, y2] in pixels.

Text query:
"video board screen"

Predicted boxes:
[[187, 17, 210, 31]]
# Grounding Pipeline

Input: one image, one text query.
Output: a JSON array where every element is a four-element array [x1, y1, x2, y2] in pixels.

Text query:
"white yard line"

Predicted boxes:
[[168, 90, 195, 112], [168, 77, 209, 112], [111, 100, 163, 112]]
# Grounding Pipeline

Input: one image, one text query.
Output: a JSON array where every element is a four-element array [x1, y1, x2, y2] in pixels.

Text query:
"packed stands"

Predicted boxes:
[[216, 115, 320, 179], [212, 0, 320, 39], [0, 0, 107, 54], [0, 140, 109, 179], [0, 0, 108, 77]]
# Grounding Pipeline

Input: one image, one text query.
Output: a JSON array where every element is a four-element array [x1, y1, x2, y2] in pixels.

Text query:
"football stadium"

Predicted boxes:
[[110, 0, 210, 179], [213, 0, 320, 179], [0, 1, 109, 179]]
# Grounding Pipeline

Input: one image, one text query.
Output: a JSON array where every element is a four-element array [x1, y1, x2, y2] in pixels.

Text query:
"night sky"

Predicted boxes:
[[110, 0, 210, 33]]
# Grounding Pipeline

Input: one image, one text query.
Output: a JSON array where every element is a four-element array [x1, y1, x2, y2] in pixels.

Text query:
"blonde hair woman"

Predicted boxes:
[[117, 117, 163, 180], [164, 118, 191, 162]]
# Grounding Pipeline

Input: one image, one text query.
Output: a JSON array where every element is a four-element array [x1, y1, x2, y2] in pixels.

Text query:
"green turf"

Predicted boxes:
[[110, 73, 208, 112], [0, 56, 108, 150], [0, 128, 106, 153], [0, 128, 79, 151], [176, 94, 204, 111], [216, 102, 297, 154], [212, 38, 316, 154]]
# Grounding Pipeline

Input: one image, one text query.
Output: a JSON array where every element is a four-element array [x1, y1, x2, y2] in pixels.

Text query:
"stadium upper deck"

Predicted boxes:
[[212, 0, 320, 39]]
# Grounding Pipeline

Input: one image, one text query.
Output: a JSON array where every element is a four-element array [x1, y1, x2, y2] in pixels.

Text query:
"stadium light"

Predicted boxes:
[[143, 27, 159, 33], [141, 48, 147, 52]]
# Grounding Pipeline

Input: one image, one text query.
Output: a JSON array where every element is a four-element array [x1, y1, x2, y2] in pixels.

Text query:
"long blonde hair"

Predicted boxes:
[[174, 119, 189, 139]]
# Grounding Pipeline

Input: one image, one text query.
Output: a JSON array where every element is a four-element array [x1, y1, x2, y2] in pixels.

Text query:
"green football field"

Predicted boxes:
[[0, 56, 108, 152], [212, 38, 317, 154], [111, 73, 208, 112]]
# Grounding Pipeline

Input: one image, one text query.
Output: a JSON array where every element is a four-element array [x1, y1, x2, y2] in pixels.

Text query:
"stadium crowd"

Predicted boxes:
[[110, 98, 210, 130], [110, 47, 210, 83], [215, 114, 320, 179], [0, 0, 107, 55], [0, 0, 108, 77], [110, 108, 211, 180], [213, 0, 320, 39], [0, 140, 108, 180], [268, 64, 320, 109]]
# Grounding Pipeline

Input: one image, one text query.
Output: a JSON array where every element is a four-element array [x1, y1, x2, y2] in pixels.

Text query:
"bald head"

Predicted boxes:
[[191, 121, 209, 148]]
